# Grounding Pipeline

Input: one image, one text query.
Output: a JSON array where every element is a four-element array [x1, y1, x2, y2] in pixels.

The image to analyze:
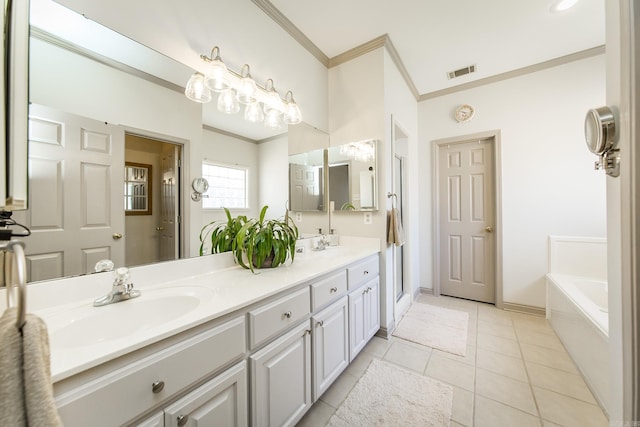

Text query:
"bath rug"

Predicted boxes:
[[392, 303, 469, 356], [327, 359, 453, 427]]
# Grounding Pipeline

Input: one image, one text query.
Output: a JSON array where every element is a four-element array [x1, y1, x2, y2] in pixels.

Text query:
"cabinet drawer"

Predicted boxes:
[[310, 270, 347, 311], [56, 316, 246, 427], [249, 287, 310, 349], [347, 256, 379, 290]]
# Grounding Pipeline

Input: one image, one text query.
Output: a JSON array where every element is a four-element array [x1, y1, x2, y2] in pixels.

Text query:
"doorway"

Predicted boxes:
[[124, 134, 182, 266], [434, 133, 501, 305]]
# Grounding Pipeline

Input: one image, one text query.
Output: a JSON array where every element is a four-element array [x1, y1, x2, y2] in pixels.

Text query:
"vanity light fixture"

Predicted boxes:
[[340, 139, 376, 163], [184, 45, 302, 129]]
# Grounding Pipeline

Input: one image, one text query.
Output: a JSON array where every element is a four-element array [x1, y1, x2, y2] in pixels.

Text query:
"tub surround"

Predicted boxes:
[[546, 236, 609, 416], [0, 236, 379, 383]]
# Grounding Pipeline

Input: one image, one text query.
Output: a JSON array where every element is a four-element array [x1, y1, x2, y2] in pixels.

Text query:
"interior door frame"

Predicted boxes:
[[432, 129, 503, 308], [124, 126, 187, 261]]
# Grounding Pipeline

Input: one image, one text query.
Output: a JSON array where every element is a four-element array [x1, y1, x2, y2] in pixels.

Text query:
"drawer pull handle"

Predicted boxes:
[[330, 287, 338, 293], [317, 320, 324, 327], [151, 380, 165, 394], [283, 311, 292, 319], [177, 415, 189, 427]]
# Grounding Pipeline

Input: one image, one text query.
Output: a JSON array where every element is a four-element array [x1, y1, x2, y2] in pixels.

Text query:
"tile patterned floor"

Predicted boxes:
[[296, 294, 609, 427]]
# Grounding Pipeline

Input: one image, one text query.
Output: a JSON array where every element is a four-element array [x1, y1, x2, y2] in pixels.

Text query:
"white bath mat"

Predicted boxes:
[[327, 359, 453, 427], [392, 303, 469, 356]]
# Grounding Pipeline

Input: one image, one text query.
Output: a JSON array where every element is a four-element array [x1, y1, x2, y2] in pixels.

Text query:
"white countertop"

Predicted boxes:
[[21, 237, 380, 382]]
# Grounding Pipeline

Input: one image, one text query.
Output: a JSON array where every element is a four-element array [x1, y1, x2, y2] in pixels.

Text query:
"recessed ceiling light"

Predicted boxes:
[[550, 0, 579, 13]]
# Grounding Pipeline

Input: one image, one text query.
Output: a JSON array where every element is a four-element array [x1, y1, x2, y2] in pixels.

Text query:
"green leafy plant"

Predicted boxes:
[[199, 207, 248, 255], [233, 205, 299, 273], [199, 206, 299, 273]]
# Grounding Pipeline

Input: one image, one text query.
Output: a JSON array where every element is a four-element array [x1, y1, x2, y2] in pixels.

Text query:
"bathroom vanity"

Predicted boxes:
[[16, 237, 380, 427]]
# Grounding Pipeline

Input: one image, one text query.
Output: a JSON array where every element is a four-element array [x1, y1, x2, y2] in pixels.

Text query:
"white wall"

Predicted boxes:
[[418, 54, 607, 308]]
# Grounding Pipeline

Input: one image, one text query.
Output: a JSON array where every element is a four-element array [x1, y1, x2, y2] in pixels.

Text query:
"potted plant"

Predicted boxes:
[[199, 206, 299, 273], [199, 207, 248, 255], [233, 205, 299, 272]]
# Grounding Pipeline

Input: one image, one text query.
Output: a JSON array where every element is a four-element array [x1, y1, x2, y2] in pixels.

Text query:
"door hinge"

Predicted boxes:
[[177, 215, 181, 224], [177, 159, 182, 168]]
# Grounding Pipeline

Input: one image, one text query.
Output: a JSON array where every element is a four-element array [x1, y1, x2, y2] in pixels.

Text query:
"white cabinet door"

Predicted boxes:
[[312, 296, 349, 400], [348, 286, 367, 362], [349, 276, 381, 362], [164, 361, 248, 427], [365, 277, 381, 340], [250, 321, 312, 427]]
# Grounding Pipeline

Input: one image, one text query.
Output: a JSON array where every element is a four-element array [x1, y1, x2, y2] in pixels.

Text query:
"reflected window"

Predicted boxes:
[[201, 162, 248, 209]]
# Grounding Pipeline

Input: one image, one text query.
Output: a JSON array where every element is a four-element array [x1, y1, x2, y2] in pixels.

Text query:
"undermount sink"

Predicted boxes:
[[45, 286, 213, 349]]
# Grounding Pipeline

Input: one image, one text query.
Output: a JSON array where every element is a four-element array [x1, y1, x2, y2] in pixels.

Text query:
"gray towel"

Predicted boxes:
[[0, 308, 63, 427], [387, 207, 405, 247]]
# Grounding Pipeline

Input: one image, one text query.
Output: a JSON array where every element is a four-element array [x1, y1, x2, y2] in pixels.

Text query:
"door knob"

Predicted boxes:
[[485, 226, 493, 233], [112, 233, 123, 240], [156, 226, 165, 231]]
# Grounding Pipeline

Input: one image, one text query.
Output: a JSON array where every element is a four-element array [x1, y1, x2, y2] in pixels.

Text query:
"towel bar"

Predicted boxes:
[[3, 240, 26, 329]]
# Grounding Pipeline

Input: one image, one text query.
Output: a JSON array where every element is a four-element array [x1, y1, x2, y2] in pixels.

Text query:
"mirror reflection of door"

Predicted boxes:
[[124, 134, 182, 267], [15, 104, 125, 282]]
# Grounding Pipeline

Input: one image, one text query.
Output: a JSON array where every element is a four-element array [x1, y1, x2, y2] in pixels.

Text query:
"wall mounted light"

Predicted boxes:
[[184, 45, 302, 129]]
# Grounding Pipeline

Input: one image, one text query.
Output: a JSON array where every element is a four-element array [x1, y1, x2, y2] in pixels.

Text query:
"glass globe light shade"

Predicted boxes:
[[184, 72, 212, 103], [217, 88, 240, 114], [263, 79, 284, 114], [203, 47, 230, 92], [264, 109, 282, 130], [283, 91, 302, 125], [237, 65, 258, 104], [244, 101, 265, 123]]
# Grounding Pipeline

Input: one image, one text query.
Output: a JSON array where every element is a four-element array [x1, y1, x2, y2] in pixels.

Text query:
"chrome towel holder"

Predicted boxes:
[[3, 240, 27, 329]]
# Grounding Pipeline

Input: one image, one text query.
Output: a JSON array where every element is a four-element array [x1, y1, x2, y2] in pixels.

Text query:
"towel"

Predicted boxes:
[[0, 308, 63, 427], [387, 207, 405, 246]]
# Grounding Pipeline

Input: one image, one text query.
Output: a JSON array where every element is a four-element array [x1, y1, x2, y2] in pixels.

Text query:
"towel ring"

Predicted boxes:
[[4, 240, 26, 329]]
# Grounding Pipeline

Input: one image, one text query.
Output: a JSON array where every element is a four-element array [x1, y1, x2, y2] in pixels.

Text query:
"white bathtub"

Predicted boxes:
[[546, 273, 609, 415]]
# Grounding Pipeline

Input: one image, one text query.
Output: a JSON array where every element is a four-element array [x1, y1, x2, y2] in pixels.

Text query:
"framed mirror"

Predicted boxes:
[[124, 162, 152, 215], [328, 139, 378, 211]]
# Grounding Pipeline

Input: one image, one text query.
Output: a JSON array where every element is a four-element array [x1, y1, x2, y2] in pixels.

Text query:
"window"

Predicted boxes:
[[201, 162, 248, 209]]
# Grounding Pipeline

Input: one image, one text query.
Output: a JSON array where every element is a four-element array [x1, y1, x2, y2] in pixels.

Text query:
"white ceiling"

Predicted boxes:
[[270, 0, 605, 95]]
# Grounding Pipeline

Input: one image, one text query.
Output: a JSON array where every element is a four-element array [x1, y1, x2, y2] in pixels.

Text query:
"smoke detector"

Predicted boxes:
[[447, 64, 476, 80]]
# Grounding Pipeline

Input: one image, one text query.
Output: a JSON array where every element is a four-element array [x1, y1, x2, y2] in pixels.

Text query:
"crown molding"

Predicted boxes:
[[328, 34, 387, 68], [419, 45, 606, 101], [250, 0, 329, 67], [383, 36, 420, 100]]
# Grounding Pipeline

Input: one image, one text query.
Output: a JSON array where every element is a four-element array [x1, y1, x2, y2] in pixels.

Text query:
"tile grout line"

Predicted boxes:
[[513, 317, 546, 427]]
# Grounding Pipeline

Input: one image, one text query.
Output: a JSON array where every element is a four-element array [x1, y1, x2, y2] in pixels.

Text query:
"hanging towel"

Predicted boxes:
[[387, 207, 405, 247], [0, 308, 63, 427]]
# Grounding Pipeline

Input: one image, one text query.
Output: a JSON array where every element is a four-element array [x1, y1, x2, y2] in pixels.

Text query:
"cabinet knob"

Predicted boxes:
[[177, 415, 189, 427], [364, 270, 369, 275], [367, 287, 372, 293], [151, 380, 165, 394], [317, 320, 324, 327], [283, 311, 292, 319], [330, 287, 338, 293]]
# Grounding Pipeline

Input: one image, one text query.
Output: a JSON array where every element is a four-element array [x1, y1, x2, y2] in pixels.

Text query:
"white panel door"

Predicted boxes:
[[14, 104, 124, 281], [159, 143, 179, 262], [289, 163, 320, 211], [438, 138, 495, 303]]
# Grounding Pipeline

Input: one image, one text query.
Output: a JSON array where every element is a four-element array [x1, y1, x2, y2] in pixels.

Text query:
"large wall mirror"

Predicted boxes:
[[327, 140, 378, 211], [16, 0, 307, 283]]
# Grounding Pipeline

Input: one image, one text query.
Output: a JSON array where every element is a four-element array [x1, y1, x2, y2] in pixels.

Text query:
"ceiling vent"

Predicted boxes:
[[447, 64, 476, 80]]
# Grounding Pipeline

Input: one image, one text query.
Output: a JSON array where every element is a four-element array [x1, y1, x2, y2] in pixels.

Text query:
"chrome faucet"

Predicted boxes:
[[314, 234, 330, 251], [93, 261, 141, 307]]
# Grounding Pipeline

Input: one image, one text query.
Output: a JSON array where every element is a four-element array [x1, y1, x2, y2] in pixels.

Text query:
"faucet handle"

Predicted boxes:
[[114, 267, 131, 284], [94, 259, 115, 273]]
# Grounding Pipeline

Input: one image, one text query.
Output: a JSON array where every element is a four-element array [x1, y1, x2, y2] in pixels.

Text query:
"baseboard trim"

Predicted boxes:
[[503, 302, 545, 317]]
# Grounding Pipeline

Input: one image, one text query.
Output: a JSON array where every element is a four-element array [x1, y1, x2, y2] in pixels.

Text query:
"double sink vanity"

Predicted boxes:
[[15, 236, 381, 427]]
